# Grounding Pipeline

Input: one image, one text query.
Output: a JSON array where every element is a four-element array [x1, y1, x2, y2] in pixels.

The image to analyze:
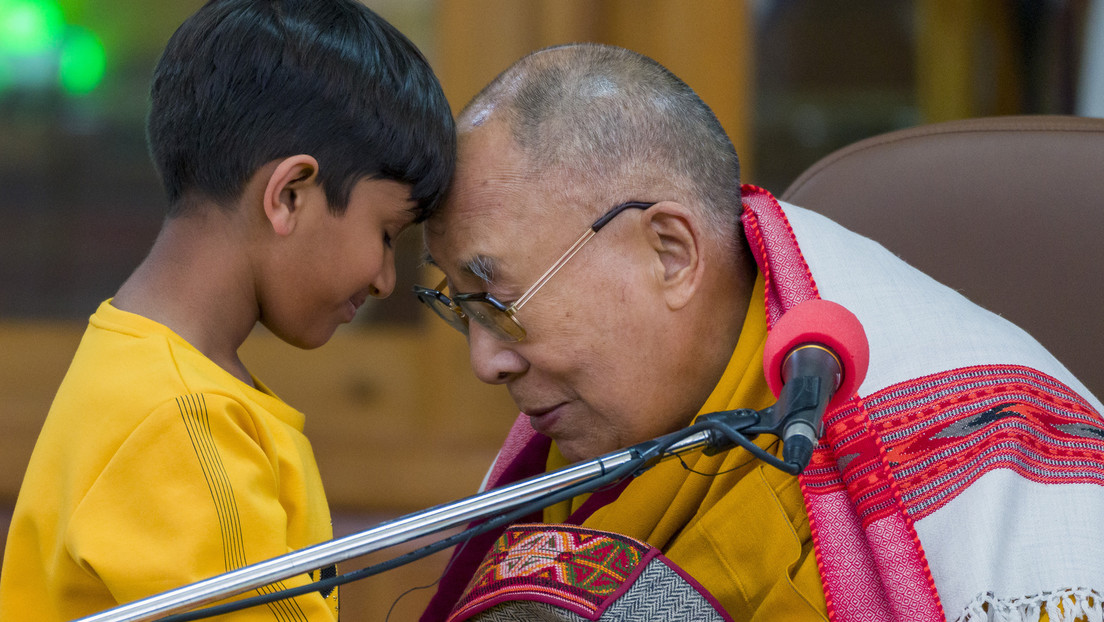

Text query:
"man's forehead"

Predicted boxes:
[[426, 122, 584, 284], [425, 207, 532, 286]]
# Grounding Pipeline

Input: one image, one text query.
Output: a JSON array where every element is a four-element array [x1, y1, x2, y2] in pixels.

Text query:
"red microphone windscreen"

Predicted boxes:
[[763, 299, 870, 410]]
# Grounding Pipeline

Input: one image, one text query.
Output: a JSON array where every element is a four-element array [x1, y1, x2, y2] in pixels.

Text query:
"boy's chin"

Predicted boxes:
[[262, 320, 338, 351], [288, 329, 338, 350]]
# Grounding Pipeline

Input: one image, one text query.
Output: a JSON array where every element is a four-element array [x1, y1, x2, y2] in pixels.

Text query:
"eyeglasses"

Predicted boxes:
[[414, 201, 655, 341]]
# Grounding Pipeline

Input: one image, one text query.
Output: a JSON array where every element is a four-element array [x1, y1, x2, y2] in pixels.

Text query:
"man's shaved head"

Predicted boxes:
[[457, 43, 743, 246]]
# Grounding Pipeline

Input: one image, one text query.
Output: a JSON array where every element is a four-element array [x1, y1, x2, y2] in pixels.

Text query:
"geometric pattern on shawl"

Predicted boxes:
[[446, 524, 731, 622], [854, 365, 1104, 521], [741, 185, 943, 621], [805, 364, 1104, 621]]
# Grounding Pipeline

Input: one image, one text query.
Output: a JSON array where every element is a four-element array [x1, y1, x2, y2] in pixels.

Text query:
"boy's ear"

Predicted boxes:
[[641, 201, 704, 311], [262, 154, 321, 236]]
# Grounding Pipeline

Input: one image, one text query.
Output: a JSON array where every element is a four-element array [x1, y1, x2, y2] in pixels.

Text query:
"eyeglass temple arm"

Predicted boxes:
[[511, 202, 652, 312], [511, 229, 596, 311]]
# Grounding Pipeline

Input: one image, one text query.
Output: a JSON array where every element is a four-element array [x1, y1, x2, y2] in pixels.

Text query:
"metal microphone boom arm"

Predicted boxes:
[[75, 406, 786, 622]]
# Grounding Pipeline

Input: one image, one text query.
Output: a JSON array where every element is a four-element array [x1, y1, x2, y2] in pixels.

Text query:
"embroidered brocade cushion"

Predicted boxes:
[[447, 524, 731, 622]]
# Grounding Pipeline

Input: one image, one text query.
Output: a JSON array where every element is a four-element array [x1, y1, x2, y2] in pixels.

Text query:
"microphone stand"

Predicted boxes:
[[75, 406, 787, 622]]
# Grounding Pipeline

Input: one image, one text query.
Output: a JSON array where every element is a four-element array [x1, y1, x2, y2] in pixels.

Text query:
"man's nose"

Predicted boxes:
[[467, 321, 527, 384]]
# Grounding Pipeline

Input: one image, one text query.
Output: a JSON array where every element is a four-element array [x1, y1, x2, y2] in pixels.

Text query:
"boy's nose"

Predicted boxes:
[[369, 260, 396, 298]]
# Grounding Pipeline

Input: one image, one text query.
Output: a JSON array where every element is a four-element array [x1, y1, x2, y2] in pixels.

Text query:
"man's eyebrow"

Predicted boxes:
[[419, 252, 497, 287], [465, 255, 496, 284]]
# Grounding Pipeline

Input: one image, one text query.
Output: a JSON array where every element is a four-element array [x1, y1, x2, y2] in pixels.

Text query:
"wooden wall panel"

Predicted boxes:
[[915, 0, 1022, 122], [603, 0, 754, 170], [435, 0, 754, 172]]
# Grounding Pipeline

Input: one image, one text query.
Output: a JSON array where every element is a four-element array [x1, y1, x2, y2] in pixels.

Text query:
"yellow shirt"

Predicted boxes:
[[0, 301, 339, 621], [546, 274, 827, 620]]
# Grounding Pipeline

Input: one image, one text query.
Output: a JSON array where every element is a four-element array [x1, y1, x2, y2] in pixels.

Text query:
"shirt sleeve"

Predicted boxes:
[[65, 393, 339, 621]]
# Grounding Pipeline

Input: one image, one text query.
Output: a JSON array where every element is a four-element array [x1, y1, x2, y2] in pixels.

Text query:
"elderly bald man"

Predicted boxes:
[[417, 43, 1104, 622]]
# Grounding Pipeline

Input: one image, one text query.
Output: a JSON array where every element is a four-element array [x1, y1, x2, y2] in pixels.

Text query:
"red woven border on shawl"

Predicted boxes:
[[810, 398, 944, 622], [739, 185, 819, 327], [741, 186, 942, 622], [857, 364, 1104, 521]]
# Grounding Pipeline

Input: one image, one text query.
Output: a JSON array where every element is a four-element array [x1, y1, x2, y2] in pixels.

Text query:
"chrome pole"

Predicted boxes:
[[75, 429, 718, 622]]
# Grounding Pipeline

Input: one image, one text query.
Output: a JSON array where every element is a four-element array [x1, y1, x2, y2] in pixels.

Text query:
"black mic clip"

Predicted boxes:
[[690, 407, 803, 474], [687, 342, 842, 476], [696, 408, 769, 457]]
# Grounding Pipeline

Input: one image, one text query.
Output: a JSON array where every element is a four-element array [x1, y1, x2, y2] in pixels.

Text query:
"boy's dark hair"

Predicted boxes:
[[147, 0, 455, 220]]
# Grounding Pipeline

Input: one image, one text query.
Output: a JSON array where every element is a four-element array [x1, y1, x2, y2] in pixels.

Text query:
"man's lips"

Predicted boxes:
[[525, 403, 566, 434]]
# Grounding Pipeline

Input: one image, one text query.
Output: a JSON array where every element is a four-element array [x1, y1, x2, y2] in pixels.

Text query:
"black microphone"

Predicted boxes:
[[763, 299, 870, 472]]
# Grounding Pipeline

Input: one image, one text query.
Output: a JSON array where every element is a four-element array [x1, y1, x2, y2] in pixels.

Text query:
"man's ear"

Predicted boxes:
[[262, 154, 321, 236], [641, 202, 704, 310]]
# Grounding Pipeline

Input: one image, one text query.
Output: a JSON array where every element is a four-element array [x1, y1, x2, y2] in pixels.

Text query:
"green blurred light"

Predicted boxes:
[[58, 25, 104, 94], [0, 0, 66, 56]]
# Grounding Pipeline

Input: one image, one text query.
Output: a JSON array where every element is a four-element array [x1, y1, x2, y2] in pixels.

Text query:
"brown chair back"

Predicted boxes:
[[781, 115, 1104, 396]]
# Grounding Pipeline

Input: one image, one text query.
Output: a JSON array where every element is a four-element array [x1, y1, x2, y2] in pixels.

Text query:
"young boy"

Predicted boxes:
[[0, 1, 455, 620]]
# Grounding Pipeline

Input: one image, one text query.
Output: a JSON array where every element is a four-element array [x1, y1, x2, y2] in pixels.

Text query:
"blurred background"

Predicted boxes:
[[1, 0, 1101, 619]]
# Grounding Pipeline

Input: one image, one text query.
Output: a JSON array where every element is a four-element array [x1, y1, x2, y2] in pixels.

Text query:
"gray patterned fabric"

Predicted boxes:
[[461, 557, 729, 622]]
